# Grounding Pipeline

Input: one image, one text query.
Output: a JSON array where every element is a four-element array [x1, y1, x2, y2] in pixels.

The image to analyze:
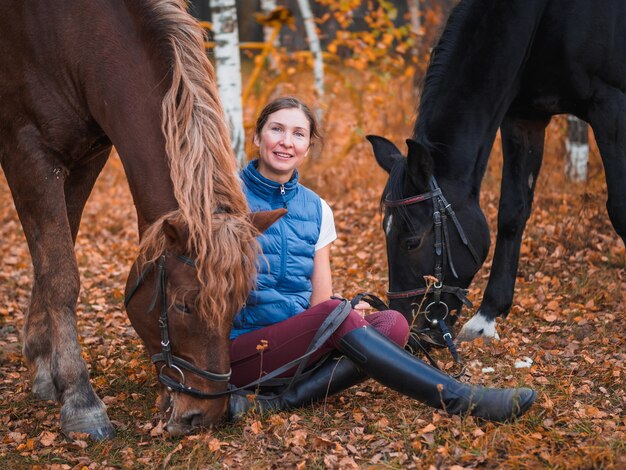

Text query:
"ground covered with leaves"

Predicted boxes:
[[1, 72, 624, 469]]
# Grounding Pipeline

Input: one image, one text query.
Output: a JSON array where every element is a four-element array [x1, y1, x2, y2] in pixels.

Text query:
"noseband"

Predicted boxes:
[[384, 176, 482, 363], [125, 254, 233, 399]]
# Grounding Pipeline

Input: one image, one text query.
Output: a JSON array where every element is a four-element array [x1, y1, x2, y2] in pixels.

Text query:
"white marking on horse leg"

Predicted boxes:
[[528, 173, 534, 189], [457, 312, 500, 341]]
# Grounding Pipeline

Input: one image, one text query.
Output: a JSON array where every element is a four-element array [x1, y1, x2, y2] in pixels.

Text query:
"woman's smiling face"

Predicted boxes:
[[254, 107, 311, 183]]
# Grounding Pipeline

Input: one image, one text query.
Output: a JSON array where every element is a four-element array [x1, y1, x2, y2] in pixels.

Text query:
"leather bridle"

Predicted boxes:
[[124, 254, 352, 400], [384, 176, 482, 364], [125, 254, 233, 399]]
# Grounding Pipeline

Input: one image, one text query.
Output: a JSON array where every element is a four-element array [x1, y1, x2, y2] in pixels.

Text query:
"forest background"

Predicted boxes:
[[0, 1, 624, 468]]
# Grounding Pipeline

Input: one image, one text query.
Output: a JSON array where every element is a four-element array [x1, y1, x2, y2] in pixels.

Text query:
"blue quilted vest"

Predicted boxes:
[[230, 160, 322, 339]]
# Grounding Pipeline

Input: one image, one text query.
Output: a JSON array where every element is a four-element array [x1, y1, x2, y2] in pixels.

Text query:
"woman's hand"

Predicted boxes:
[[353, 301, 373, 317]]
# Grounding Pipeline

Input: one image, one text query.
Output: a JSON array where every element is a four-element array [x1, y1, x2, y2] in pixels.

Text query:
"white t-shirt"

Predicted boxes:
[[315, 198, 337, 251]]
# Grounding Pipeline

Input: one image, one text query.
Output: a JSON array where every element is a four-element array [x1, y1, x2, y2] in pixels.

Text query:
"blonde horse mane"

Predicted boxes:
[[138, 0, 258, 326]]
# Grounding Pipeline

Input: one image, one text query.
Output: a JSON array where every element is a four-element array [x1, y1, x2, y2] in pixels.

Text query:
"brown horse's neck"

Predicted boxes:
[[7, 1, 246, 242], [14, 1, 181, 230], [81, 3, 179, 230], [10, 0, 255, 322]]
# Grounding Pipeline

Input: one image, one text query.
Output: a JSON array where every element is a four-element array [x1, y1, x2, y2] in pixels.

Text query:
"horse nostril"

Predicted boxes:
[[191, 412, 218, 430], [166, 411, 203, 436], [181, 411, 212, 430]]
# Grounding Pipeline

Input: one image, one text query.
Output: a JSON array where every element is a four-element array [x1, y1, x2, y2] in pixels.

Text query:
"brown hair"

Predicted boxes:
[[139, 0, 259, 326], [254, 96, 322, 147]]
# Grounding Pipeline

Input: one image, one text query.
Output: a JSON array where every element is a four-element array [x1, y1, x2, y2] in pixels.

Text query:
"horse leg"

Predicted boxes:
[[459, 116, 549, 341], [586, 85, 626, 246], [65, 147, 111, 242], [28, 148, 111, 400], [3, 151, 114, 440]]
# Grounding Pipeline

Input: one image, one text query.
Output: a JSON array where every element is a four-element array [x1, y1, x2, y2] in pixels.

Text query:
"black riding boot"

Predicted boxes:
[[228, 356, 365, 420], [338, 326, 536, 422]]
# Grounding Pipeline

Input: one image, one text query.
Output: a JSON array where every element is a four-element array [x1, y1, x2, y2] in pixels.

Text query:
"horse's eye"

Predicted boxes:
[[404, 236, 421, 251], [175, 303, 191, 314]]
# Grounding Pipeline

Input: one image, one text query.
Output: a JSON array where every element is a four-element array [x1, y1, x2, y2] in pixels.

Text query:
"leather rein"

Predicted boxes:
[[384, 176, 482, 369], [125, 254, 353, 400], [125, 254, 233, 399]]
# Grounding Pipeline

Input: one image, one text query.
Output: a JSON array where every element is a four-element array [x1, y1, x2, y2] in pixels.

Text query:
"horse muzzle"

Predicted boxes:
[[164, 392, 228, 436]]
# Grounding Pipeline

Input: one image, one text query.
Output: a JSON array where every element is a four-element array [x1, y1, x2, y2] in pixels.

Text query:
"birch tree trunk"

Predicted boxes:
[[260, 0, 277, 44], [296, 0, 324, 121], [210, 0, 246, 166], [407, 0, 421, 100], [260, 0, 279, 72], [565, 115, 589, 182], [408, 0, 421, 36]]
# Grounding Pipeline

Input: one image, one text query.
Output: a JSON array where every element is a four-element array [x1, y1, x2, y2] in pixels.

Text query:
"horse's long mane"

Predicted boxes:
[[383, 0, 472, 215], [135, 0, 258, 325], [413, 0, 472, 149]]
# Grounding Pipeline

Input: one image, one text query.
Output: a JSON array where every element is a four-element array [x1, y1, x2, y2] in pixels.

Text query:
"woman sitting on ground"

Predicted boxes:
[[228, 96, 536, 422]]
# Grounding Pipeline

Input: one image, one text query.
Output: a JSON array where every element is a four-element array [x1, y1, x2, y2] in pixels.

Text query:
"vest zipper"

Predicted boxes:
[[279, 184, 287, 282]]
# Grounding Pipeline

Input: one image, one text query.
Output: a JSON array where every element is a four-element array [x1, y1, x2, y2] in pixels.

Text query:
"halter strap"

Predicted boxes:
[[387, 284, 473, 307], [383, 174, 479, 371], [124, 254, 195, 308], [384, 176, 481, 303], [158, 299, 353, 399], [383, 187, 441, 207], [125, 254, 233, 399], [151, 255, 232, 381], [125, 253, 353, 400]]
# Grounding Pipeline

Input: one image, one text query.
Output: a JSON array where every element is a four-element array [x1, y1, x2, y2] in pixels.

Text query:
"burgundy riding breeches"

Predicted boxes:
[[229, 299, 409, 387]]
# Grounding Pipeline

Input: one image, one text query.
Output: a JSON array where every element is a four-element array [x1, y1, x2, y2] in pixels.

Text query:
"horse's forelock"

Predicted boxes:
[[386, 157, 409, 203], [138, 0, 258, 325], [382, 158, 414, 227]]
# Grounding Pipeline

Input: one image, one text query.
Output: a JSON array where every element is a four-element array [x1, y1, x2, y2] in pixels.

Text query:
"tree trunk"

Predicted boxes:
[[565, 115, 589, 182], [407, 0, 421, 100], [408, 0, 421, 35], [210, 0, 246, 166], [296, 0, 324, 121], [261, 0, 278, 44]]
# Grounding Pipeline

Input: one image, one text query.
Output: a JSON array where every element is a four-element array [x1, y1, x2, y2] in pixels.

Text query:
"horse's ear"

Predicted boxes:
[[366, 135, 404, 174], [405, 138, 434, 191], [249, 208, 287, 233], [162, 219, 189, 252]]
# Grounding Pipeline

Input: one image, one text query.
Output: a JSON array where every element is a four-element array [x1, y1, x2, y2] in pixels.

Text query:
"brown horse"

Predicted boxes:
[[0, 0, 270, 439]]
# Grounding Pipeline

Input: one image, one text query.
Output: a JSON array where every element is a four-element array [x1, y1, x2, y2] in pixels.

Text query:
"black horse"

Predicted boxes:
[[369, 0, 626, 343]]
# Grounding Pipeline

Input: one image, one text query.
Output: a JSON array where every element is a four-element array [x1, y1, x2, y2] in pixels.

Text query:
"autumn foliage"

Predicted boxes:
[[1, 3, 625, 469]]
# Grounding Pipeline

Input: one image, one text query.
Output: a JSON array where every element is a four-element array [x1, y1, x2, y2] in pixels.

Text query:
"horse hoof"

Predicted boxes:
[[457, 315, 500, 342], [61, 413, 116, 441]]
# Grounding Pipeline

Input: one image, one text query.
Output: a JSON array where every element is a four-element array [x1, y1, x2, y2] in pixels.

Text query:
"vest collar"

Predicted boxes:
[[242, 160, 299, 203]]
